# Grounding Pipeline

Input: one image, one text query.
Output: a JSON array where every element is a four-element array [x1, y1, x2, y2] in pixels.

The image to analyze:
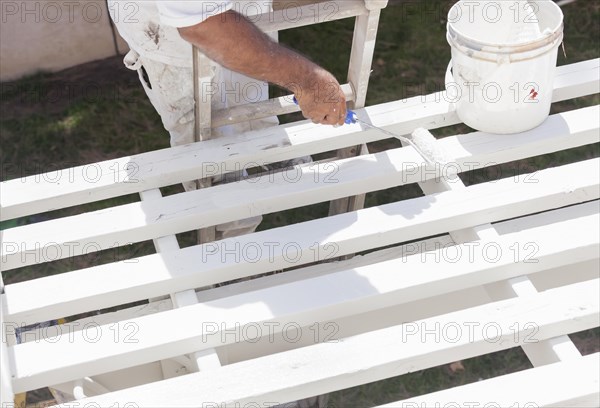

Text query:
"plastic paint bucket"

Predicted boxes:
[[446, 0, 564, 134]]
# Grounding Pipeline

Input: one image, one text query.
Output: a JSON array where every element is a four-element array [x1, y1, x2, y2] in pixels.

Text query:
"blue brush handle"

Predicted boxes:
[[292, 96, 356, 125]]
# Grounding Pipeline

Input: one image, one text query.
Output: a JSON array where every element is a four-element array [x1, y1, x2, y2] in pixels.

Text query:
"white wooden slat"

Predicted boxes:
[[30, 203, 589, 332], [0, 145, 425, 270], [496, 201, 600, 235], [192, 49, 213, 143], [17, 201, 597, 347], [253, 0, 368, 33], [552, 58, 600, 102], [347, 10, 381, 108], [17, 287, 493, 371], [9, 208, 597, 397], [4, 161, 599, 325], [432, 207, 582, 364], [139, 189, 221, 375], [438, 104, 599, 169], [1, 60, 597, 221], [26, 193, 592, 340], [211, 83, 355, 128], [198, 238, 456, 304], [365, 0, 389, 10], [0, 300, 14, 405], [4, 159, 599, 324], [379, 353, 600, 408], [14, 235, 455, 349], [482, 275, 581, 366], [521, 335, 583, 367], [172, 200, 600, 306], [50, 279, 600, 407], [329, 4, 383, 218], [410, 190, 581, 367], [170, 287, 221, 373], [477, 222, 581, 364], [191, 46, 217, 244], [3, 106, 599, 270], [407, 127, 586, 368], [48, 362, 164, 400], [9, 214, 600, 392]]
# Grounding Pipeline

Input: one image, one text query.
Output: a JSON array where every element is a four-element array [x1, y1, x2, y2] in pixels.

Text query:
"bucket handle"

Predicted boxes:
[[444, 60, 459, 104], [444, 60, 453, 89]]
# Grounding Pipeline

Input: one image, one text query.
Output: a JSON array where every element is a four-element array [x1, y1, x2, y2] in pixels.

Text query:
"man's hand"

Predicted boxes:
[[178, 10, 346, 126], [295, 67, 347, 126]]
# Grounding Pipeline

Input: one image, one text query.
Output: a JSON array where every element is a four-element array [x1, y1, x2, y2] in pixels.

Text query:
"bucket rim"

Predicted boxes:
[[446, 0, 564, 50], [447, 26, 563, 59]]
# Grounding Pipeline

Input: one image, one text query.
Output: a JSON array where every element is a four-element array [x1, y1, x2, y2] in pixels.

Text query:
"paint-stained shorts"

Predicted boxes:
[[123, 49, 278, 239]]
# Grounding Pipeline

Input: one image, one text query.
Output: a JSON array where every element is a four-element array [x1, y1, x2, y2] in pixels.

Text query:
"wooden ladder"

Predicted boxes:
[[192, 0, 389, 244]]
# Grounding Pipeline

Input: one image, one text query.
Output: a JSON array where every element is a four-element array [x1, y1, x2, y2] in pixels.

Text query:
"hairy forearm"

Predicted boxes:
[[178, 10, 347, 126], [178, 11, 318, 92]]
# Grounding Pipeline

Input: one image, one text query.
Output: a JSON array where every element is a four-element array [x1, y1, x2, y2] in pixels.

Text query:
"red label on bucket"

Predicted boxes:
[[529, 88, 539, 100]]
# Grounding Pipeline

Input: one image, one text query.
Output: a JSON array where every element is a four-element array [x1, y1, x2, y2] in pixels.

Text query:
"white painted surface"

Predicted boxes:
[[2, 107, 599, 271], [139, 188, 221, 376], [1, 59, 597, 221], [381, 353, 600, 408], [50, 280, 599, 406], [1, 55, 597, 404], [0, 299, 14, 405], [9, 213, 600, 392], [254, 0, 368, 32], [4, 159, 598, 324], [403, 123, 588, 368], [0, 0, 128, 81]]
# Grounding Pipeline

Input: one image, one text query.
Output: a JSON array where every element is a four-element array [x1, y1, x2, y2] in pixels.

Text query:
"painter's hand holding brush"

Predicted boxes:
[[294, 67, 347, 127]]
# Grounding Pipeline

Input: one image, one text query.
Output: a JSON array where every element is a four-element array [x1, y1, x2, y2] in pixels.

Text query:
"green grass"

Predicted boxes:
[[1, 0, 599, 406]]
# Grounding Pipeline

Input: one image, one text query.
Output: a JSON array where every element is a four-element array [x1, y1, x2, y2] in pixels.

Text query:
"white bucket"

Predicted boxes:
[[446, 0, 564, 134]]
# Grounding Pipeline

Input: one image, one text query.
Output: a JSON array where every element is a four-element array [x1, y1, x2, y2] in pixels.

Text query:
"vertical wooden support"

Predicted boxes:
[[1, 293, 15, 405], [484, 275, 582, 365], [348, 9, 381, 109], [413, 149, 583, 368], [329, 8, 383, 218], [140, 189, 222, 380], [193, 47, 217, 244]]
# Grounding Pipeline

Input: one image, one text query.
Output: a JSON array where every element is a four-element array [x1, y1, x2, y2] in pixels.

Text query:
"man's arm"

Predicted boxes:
[[178, 10, 347, 126]]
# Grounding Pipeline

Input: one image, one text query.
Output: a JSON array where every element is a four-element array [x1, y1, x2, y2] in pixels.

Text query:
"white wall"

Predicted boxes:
[[0, 0, 129, 81], [0, 0, 329, 81]]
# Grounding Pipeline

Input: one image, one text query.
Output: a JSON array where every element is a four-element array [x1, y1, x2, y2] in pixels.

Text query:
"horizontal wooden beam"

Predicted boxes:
[[379, 353, 599, 408], [1, 59, 597, 221], [34, 279, 599, 404], [211, 83, 355, 128], [14, 202, 598, 348], [254, 0, 368, 32], [2, 106, 599, 271], [4, 159, 598, 323], [0, 304, 14, 405], [8, 210, 600, 392]]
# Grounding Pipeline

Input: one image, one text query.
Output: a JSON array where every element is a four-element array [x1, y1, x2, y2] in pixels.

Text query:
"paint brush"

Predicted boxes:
[[293, 97, 448, 166]]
